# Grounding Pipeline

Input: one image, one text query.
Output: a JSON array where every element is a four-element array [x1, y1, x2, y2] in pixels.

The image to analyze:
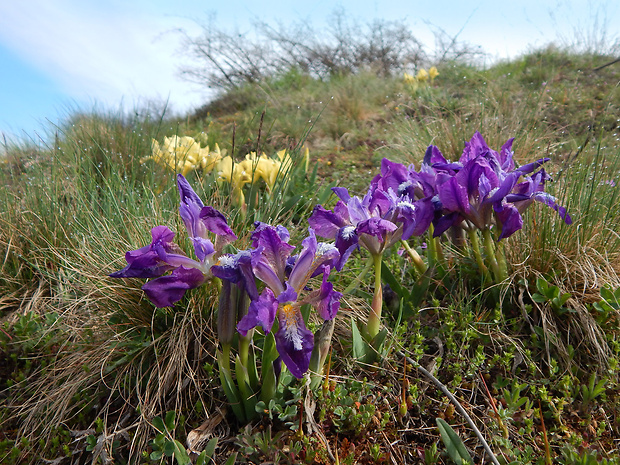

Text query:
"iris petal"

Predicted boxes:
[[142, 266, 206, 308], [109, 226, 179, 278], [308, 204, 344, 239], [237, 288, 278, 335], [275, 304, 314, 379], [438, 177, 470, 214]]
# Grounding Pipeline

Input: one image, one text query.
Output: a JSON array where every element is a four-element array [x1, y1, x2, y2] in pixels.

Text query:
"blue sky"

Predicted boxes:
[[1, 0, 618, 146]]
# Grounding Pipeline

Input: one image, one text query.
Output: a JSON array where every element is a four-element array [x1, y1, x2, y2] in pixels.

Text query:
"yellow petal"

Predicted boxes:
[[416, 68, 429, 82], [216, 156, 234, 182]]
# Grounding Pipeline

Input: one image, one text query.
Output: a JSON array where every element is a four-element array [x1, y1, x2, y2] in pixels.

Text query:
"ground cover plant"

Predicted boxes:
[[1, 15, 620, 465]]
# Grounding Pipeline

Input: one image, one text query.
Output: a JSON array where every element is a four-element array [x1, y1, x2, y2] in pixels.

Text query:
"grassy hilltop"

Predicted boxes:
[[1, 30, 620, 465]]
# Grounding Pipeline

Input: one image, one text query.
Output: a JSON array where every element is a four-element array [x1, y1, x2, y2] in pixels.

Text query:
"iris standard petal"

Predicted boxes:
[[460, 131, 490, 164], [287, 230, 318, 291], [423, 145, 451, 168], [331, 186, 351, 203], [200, 206, 237, 244], [251, 225, 295, 282], [438, 177, 470, 214], [251, 247, 287, 296], [356, 217, 398, 240], [478, 172, 493, 201], [178, 175, 237, 259], [374, 158, 409, 193], [178, 175, 205, 239], [368, 188, 392, 217], [346, 196, 370, 225], [333, 201, 352, 224], [177, 174, 204, 207], [289, 231, 340, 291], [252, 222, 291, 243], [499, 138, 515, 171], [458, 158, 498, 200]]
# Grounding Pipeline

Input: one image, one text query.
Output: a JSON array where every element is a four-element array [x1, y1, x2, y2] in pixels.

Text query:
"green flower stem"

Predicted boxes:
[[427, 227, 438, 267], [495, 240, 508, 282], [365, 253, 384, 340], [260, 332, 278, 403], [217, 280, 236, 346], [427, 224, 445, 268], [220, 343, 232, 374], [400, 240, 427, 275], [434, 235, 445, 263], [467, 229, 490, 281], [482, 228, 504, 282], [238, 331, 252, 369], [343, 258, 374, 294]]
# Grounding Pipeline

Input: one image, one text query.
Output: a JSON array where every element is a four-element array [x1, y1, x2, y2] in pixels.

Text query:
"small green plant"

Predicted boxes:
[[254, 397, 299, 430], [149, 411, 191, 465], [580, 373, 607, 413], [423, 442, 440, 465], [558, 445, 620, 465], [502, 380, 533, 413], [235, 425, 302, 464], [593, 285, 620, 325], [532, 277, 573, 315]]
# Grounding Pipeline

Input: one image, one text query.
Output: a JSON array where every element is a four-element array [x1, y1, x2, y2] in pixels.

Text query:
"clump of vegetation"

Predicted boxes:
[[2, 11, 620, 465]]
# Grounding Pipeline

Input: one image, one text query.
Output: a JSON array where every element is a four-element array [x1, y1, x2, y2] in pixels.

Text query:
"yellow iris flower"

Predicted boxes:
[[143, 136, 224, 176], [216, 156, 253, 210], [145, 136, 308, 213], [429, 66, 439, 82], [403, 67, 439, 93], [416, 68, 429, 82]]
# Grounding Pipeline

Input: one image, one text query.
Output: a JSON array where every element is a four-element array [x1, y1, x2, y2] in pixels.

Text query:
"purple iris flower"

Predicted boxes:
[[110, 174, 237, 307], [237, 225, 341, 378], [506, 169, 573, 225], [309, 179, 433, 265], [423, 132, 570, 239]]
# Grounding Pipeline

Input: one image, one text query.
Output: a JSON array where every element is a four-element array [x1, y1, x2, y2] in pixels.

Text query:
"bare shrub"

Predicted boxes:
[[180, 9, 427, 90]]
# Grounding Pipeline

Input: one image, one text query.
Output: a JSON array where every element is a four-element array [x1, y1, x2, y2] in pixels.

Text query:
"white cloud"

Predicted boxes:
[[0, 1, 206, 114]]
